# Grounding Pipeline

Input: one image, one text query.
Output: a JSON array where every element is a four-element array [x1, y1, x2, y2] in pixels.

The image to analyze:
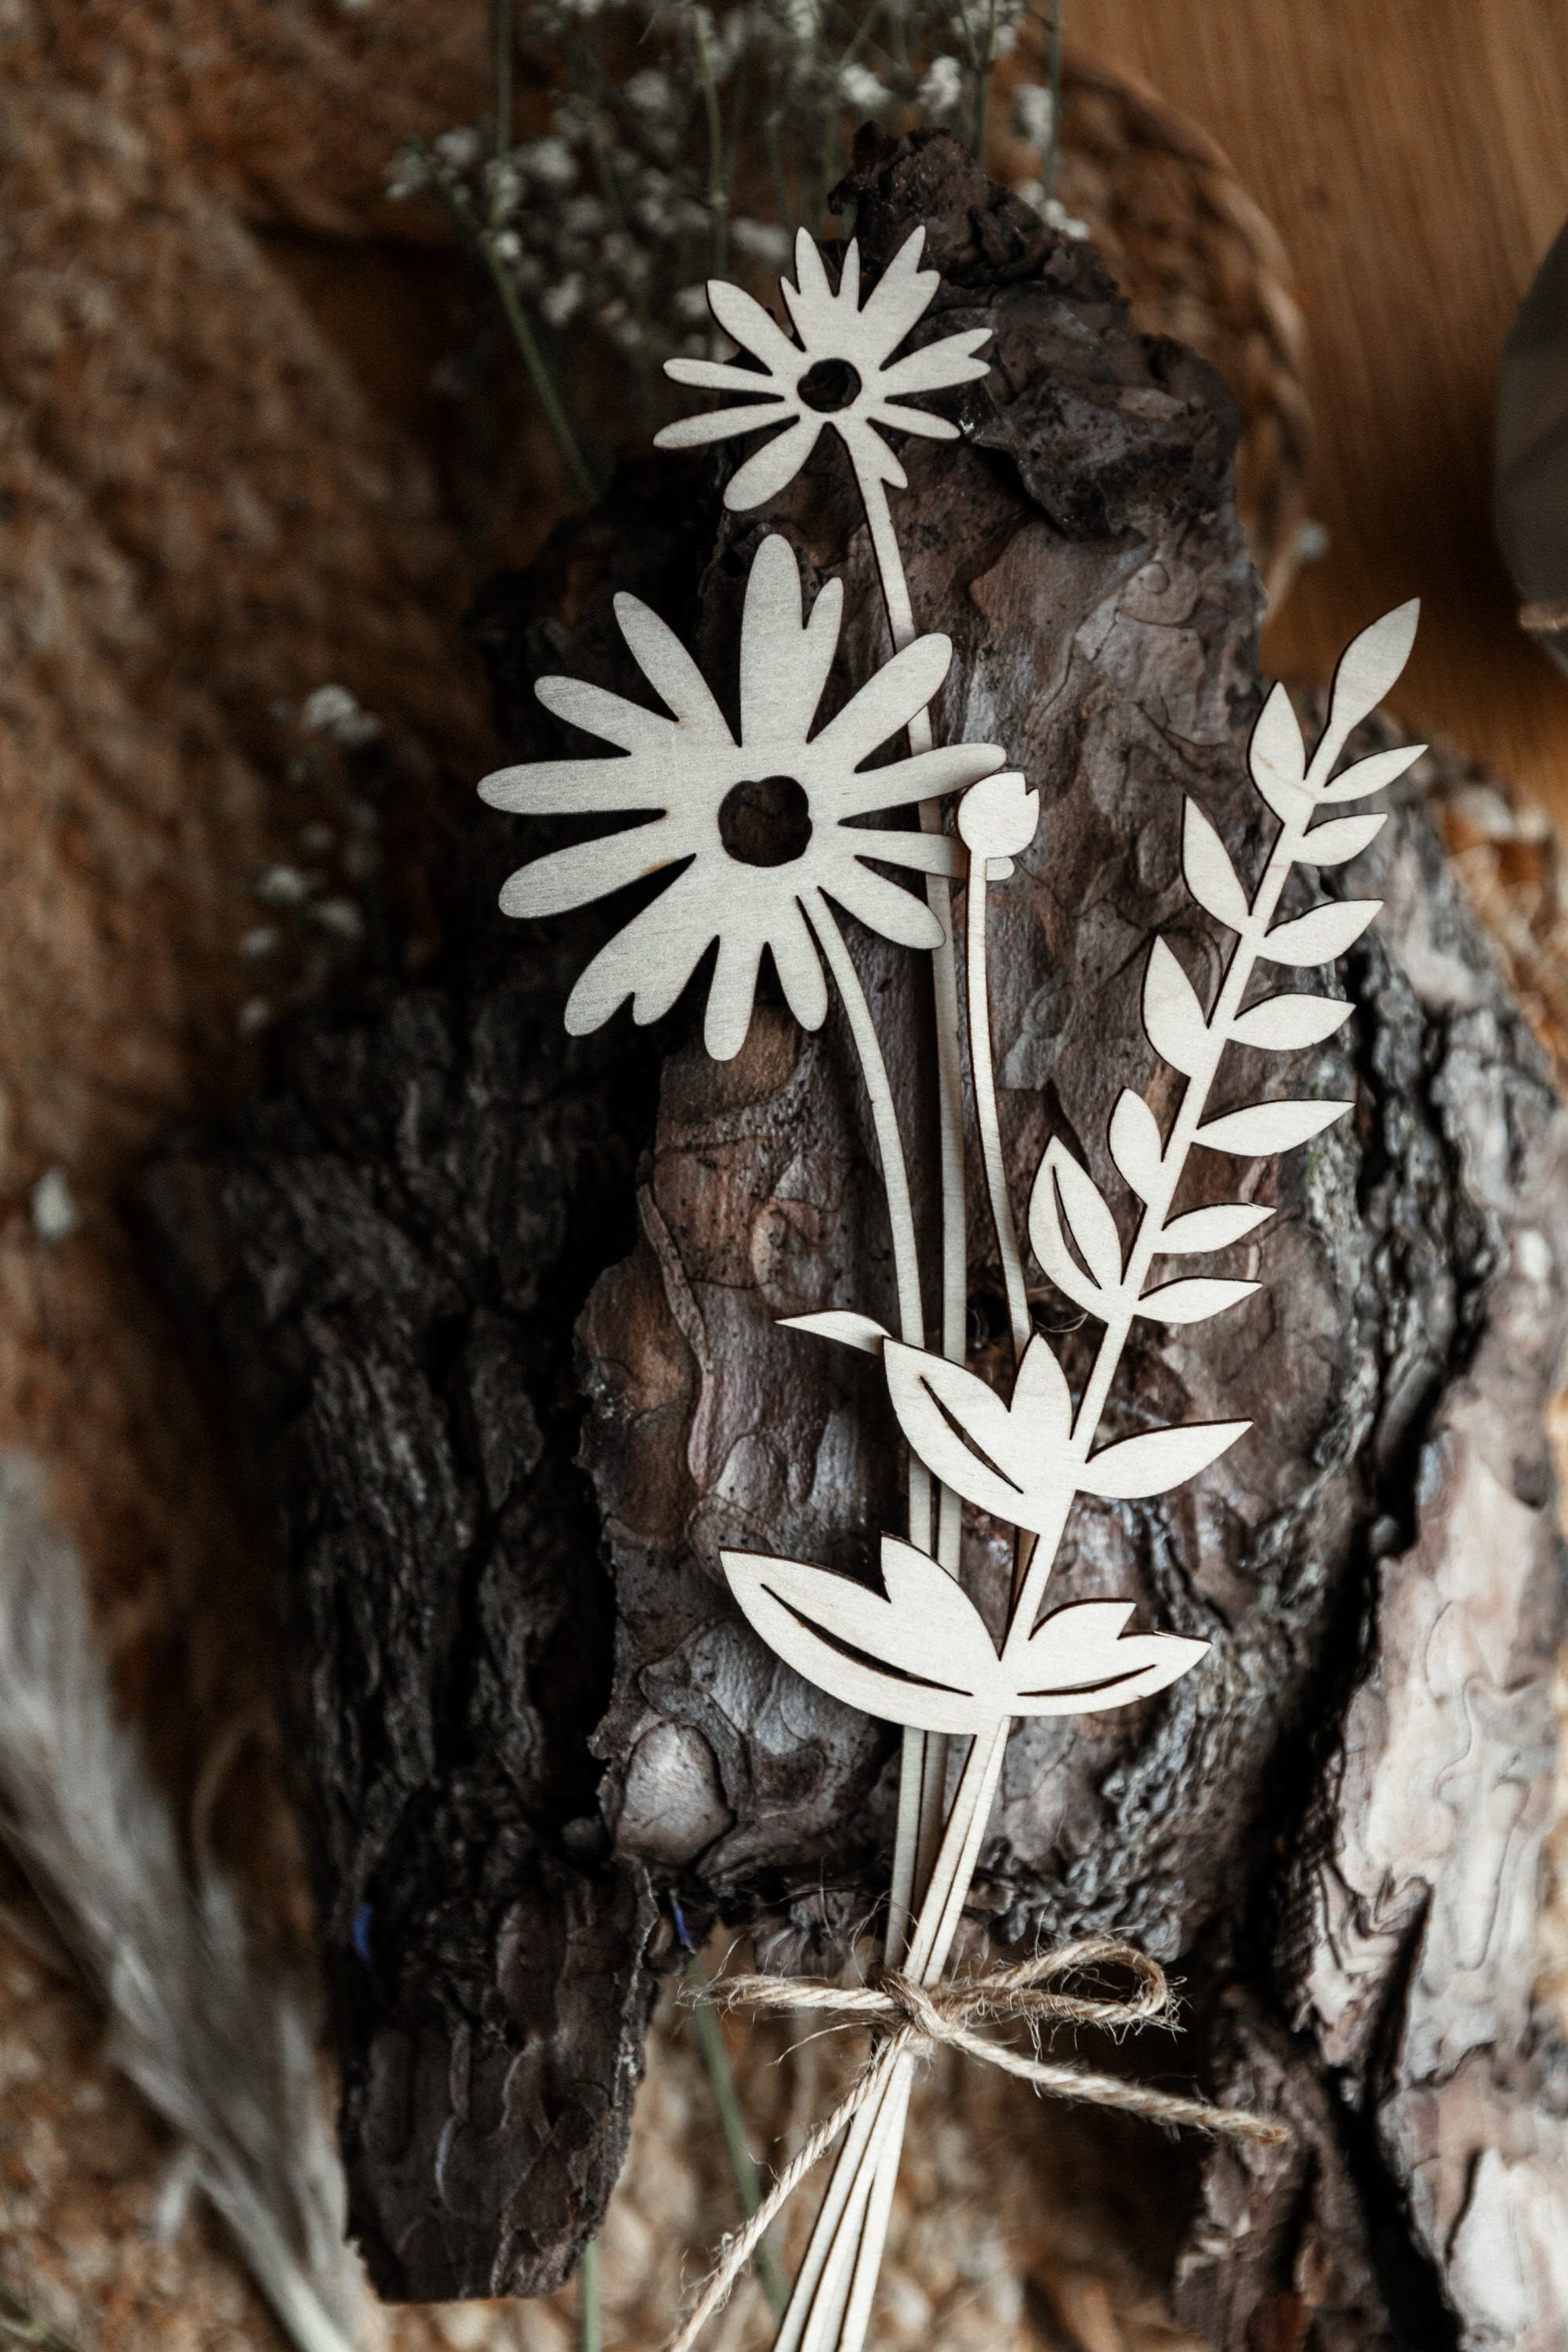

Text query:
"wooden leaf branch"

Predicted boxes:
[[143, 133, 1568, 2346]]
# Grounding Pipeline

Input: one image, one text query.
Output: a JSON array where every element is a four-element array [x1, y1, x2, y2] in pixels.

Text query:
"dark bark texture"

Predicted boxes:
[[147, 135, 1568, 2347]]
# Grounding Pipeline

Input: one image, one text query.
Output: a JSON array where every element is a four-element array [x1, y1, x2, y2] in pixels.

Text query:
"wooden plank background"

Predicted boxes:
[[1072, 0, 1568, 819]]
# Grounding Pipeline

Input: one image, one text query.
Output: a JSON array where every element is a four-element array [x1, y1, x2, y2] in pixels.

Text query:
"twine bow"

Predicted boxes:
[[661, 1938, 1286, 2352]]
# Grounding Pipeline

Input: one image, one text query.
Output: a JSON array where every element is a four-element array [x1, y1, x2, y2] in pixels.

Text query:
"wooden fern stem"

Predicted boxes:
[[758, 606, 1423, 2352]]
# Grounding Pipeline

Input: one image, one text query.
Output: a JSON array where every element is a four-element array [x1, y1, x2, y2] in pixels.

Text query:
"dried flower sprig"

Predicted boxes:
[[390, 2, 1058, 498]]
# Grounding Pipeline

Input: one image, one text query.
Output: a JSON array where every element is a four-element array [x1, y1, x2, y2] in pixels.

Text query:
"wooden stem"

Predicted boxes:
[[965, 851, 1031, 1362], [804, 892, 930, 1557], [857, 470, 967, 1965], [770, 1721, 1011, 2352]]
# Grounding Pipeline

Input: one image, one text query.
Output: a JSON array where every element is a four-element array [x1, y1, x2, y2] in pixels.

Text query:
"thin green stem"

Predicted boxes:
[[579, 2238, 601, 2352], [586, 125, 656, 425], [408, 140, 601, 506], [971, 0, 1000, 158], [683, 1944, 790, 2319], [482, 248, 602, 506], [494, 0, 513, 162], [689, 4, 729, 280], [1044, 1, 1064, 199]]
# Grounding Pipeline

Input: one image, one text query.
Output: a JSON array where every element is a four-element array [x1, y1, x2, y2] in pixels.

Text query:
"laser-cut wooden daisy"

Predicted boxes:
[[479, 532, 1004, 1061], [654, 227, 992, 513], [657, 225, 1000, 1980]]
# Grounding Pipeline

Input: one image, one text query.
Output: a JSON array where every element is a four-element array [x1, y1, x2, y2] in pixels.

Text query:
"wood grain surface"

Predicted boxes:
[[1071, 0, 1568, 819]]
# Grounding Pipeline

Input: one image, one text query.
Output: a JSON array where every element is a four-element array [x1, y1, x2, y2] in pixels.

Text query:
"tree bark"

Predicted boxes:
[[146, 134, 1568, 2347]]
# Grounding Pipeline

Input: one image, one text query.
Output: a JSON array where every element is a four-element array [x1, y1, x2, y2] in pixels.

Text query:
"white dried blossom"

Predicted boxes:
[[731, 217, 791, 265], [434, 125, 482, 170], [674, 282, 713, 321], [604, 230, 651, 285], [31, 1169, 79, 1243], [302, 684, 383, 747], [626, 67, 676, 117], [521, 134, 578, 189], [492, 228, 523, 264], [486, 157, 522, 214], [1014, 82, 1056, 149], [384, 144, 430, 202], [542, 272, 586, 327], [840, 63, 889, 116], [917, 54, 964, 122]]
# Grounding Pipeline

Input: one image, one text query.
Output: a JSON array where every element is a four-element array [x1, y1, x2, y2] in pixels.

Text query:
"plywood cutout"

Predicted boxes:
[[477, 222, 1423, 2352]]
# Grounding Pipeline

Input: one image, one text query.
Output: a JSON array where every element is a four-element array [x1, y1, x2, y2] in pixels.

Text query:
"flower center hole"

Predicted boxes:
[[718, 775, 814, 868], [798, 358, 863, 414]]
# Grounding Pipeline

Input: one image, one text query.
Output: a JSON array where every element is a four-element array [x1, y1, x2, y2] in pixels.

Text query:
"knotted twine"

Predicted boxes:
[[661, 1937, 1287, 2352]]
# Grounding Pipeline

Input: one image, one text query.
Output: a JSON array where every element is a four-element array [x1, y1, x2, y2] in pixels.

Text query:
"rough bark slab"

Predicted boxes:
[[146, 135, 1568, 2345]]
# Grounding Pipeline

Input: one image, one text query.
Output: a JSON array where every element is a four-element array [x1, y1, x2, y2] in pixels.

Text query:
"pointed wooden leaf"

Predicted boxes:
[[1079, 1418, 1250, 1501], [1320, 742, 1425, 804], [1011, 1334, 1074, 1439], [1138, 1276, 1260, 1326], [1249, 682, 1309, 820], [1027, 1145, 1110, 1319], [1301, 812, 1387, 866], [1040, 1142, 1123, 1294], [721, 1541, 1000, 1735], [882, 1341, 1036, 1526], [1231, 993, 1352, 1051], [1013, 1600, 1210, 1716], [1196, 1098, 1351, 1155], [1143, 938, 1209, 1078], [1182, 799, 1251, 932], [1157, 1200, 1274, 1254], [1259, 898, 1381, 966], [1326, 601, 1418, 738], [1109, 1089, 1164, 1202], [779, 1309, 889, 1356]]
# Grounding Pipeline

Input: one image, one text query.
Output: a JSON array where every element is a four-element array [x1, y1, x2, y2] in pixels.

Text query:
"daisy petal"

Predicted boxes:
[[564, 877, 713, 1035], [707, 280, 805, 382], [655, 401, 795, 450], [724, 415, 823, 510], [480, 757, 664, 816], [826, 861, 946, 952], [840, 416, 907, 491], [535, 675, 675, 752], [873, 402, 961, 441], [877, 333, 992, 398], [768, 899, 829, 1030], [615, 594, 734, 739], [858, 227, 938, 358], [783, 228, 839, 345], [833, 742, 1007, 818], [840, 827, 966, 875], [838, 238, 861, 311], [813, 633, 953, 765], [499, 822, 684, 920], [664, 357, 784, 393], [705, 923, 765, 1058], [741, 538, 842, 748]]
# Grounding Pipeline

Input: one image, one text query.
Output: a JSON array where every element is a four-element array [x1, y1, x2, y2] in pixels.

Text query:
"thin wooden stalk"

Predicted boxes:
[[965, 850, 1031, 1361], [804, 893, 931, 1553], [771, 1722, 1010, 2352], [857, 470, 968, 1962]]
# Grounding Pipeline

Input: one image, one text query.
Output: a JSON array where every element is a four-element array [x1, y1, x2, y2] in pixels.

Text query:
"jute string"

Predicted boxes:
[[661, 1939, 1287, 2352]]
